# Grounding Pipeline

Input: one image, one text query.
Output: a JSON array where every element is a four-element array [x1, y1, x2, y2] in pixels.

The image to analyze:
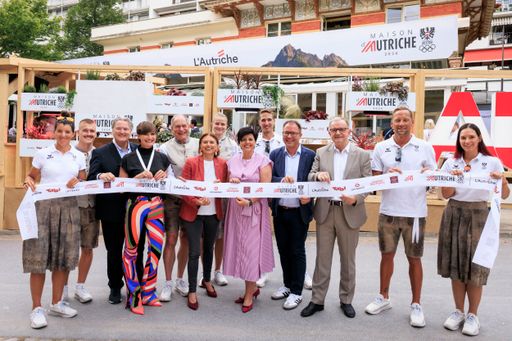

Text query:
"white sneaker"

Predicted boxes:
[[283, 294, 303, 310], [365, 294, 392, 315], [30, 307, 47, 329], [214, 270, 228, 286], [443, 309, 465, 331], [256, 273, 268, 288], [49, 301, 77, 318], [62, 285, 69, 303], [271, 286, 291, 300], [462, 313, 480, 336], [175, 278, 189, 297], [74, 284, 93, 303], [159, 281, 174, 302], [304, 272, 313, 290], [410, 303, 426, 328]]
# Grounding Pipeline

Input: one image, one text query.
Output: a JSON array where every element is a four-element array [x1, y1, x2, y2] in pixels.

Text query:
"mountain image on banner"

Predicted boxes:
[[263, 44, 347, 67]]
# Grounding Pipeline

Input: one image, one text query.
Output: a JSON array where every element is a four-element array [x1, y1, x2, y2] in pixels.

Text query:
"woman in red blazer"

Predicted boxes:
[[179, 133, 228, 310]]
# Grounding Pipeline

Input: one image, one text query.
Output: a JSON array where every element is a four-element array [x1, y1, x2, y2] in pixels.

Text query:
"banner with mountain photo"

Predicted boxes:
[[62, 16, 457, 68]]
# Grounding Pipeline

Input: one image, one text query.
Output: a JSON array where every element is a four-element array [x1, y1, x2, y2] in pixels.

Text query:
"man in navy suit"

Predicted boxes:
[[88, 117, 143, 304], [269, 120, 315, 310]]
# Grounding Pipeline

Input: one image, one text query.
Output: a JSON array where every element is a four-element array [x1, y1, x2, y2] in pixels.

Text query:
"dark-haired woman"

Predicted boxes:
[[179, 133, 228, 310], [119, 121, 172, 315], [23, 115, 86, 329], [223, 127, 274, 313], [438, 123, 510, 336]]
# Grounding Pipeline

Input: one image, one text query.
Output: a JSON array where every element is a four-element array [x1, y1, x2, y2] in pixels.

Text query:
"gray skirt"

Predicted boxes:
[[22, 197, 81, 273], [437, 199, 490, 286]]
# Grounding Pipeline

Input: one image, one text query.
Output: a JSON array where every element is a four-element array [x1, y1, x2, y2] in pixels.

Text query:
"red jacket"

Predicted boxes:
[[179, 155, 228, 222]]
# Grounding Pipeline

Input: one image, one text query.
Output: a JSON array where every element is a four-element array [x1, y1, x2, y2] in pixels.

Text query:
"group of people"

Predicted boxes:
[[22, 107, 509, 337]]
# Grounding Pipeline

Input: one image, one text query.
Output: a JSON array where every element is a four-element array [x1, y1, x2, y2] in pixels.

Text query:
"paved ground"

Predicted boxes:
[[0, 227, 511, 341]]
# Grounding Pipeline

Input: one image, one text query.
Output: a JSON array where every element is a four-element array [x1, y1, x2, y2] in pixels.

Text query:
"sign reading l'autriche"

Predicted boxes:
[[64, 16, 458, 68]]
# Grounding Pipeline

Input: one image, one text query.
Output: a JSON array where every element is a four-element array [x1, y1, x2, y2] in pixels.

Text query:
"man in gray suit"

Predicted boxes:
[[301, 117, 371, 318]]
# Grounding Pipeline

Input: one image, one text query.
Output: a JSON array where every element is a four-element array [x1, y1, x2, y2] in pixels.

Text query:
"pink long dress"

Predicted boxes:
[[222, 152, 275, 281]]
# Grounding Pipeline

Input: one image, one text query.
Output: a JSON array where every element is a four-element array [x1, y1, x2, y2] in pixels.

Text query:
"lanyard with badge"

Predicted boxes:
[[136, 147, 155, 174]]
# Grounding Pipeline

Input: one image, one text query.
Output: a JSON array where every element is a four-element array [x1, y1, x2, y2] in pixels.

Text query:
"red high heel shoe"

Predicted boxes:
[[130, 304, 144, 315], [143, 298, 162, 307], [242, 302, 253, 313], [187, 294, 199, 310], [201, 279, 217, 298], [235, 288, 260, 304]]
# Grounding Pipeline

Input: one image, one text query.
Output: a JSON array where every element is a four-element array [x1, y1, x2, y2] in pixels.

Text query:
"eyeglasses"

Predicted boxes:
[[264, 140, 270, 154], [329, 127, 349, 134], [282, 131, 300, 136], [464, 164, 471, 172], [395, 147, 402, 163]]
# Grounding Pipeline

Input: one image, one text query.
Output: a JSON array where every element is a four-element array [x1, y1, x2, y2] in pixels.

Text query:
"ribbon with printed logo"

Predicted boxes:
[[17, 171, 503, 268]]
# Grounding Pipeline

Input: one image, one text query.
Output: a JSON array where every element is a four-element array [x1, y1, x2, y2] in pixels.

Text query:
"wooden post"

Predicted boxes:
[[0, 73, 8, 229], [15, 66, 25, 187], [411, 70, 425, 138], [210, 69, 221, 124], [202, 67, 213, 132]]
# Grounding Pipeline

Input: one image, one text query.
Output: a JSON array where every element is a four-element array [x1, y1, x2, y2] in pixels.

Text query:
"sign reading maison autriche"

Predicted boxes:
[[63, 16, 458, 67], [346, 92, 416, 112], [217, 89, 266, 109]]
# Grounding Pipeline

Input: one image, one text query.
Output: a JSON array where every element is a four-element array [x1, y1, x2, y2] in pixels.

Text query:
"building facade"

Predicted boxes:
[[84, 0, 493, 65]]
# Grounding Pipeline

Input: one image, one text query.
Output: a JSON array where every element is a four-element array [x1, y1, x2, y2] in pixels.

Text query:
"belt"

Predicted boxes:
[[328, 200, 343, 207], [278, 205, 299, 210]]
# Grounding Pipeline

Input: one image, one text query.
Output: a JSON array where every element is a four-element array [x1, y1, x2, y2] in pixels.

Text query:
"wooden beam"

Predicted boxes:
[[15, 66, 25, 187], [411, 70, 425, 139], [230, 4, 241, 28], [203, 68, 214, 132], [210, 68, 222, 122], [253, 1, 264, 25], [287, 0, 295, 20], [313, 0, 319, 17], [0, 73, 7, 228]]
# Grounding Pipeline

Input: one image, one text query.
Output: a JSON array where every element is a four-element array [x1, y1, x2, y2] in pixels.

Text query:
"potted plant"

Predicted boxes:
[[351, 130, 377, 150], [379, 81, 409, 101], [303, 110, 328, 121], [262, 84, 284, 108]]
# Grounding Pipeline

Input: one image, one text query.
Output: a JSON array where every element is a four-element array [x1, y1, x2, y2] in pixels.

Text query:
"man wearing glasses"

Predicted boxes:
[[301, 117, 371, 318], [269, 121, 315, 310], [366, 106, 436, 328]]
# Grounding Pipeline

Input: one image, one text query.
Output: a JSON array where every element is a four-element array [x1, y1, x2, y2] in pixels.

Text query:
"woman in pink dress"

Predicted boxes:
[[223, 127, 274, 313]]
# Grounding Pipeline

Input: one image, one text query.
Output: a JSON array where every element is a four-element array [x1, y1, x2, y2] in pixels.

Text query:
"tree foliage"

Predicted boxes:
[[0, 0, 62, 60], [60, 0, 125, 59]]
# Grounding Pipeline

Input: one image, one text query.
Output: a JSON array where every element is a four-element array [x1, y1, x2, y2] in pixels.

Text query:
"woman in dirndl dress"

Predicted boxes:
[[23, 114, 86, 329], [438, 123, 509, 336]]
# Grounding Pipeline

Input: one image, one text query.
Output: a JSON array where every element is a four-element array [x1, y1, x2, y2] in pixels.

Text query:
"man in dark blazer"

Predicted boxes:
[[88, 117, 143, 304], [301, 117, 372, 318], [269, 120, 315, 310]]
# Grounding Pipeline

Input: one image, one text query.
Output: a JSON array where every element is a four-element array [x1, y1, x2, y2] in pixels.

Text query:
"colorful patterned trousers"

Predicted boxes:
[[123, 196, 164, 308]]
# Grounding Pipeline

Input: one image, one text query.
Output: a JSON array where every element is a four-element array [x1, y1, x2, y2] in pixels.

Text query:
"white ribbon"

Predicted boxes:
[[16, 170, 503, 269], [412, 217, 420, 244], [136, 147, 155, 172]]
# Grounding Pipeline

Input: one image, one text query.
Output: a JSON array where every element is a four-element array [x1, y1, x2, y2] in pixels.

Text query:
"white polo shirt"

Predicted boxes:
[[32, 145, 86, 184], [255, 133, 283, 156], [372, 135, 436, 218], [441, 153, 504, 202]]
